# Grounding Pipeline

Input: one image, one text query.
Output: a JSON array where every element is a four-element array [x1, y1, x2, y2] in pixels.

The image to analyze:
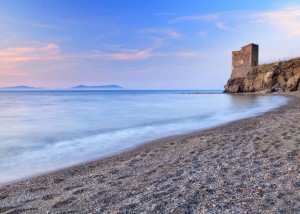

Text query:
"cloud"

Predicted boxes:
[[0, 43, 153, 63], [169, 14, 219, 23], [82, 49, 153, 61], [141, 28, 181, 39], [0, 42, 208, 65], [216, 21, 229, 30], [170, 5, 300, 34], [0, 44, 61, 62], [254, 7, 300, 36], [108, 49, 153, 60], [172, 51, 208, 58], [170, 13, 238, 31], [153, 50, 209, 58], [71, 49, 207, 61]]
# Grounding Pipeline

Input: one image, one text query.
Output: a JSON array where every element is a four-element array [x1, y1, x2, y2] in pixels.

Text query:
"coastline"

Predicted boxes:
[[1, 92, 300, 213]]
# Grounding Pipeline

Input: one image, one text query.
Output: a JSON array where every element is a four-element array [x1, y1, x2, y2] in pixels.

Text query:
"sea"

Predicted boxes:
[[0, 90, 288, 184]]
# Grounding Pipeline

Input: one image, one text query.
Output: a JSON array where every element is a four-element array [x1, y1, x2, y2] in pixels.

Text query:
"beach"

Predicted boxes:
[[0, 92, 300, 213]]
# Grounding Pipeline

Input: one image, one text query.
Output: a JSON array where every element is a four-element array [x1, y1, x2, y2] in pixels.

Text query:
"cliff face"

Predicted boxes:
[[224, 58, 300, 93]]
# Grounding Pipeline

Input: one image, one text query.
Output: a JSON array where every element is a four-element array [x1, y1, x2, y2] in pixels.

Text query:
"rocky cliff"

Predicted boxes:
[[224, 58, 300, 93]]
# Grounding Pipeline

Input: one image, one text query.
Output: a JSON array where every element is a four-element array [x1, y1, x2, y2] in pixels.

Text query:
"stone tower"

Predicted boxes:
[[231, 43, 259, 78]]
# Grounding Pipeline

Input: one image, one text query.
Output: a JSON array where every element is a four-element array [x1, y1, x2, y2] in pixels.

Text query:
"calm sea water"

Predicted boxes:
[[0, 90, 288, 184]]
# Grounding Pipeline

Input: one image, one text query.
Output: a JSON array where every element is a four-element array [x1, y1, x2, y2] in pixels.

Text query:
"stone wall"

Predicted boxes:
[[231, 44, 259, 78]]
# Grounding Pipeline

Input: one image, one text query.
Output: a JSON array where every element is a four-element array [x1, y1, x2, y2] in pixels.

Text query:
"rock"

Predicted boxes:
[[265, 182, 272, 187], [264, 71, 274, 86], [293, 67, 300, 76], [224, 57, 300, 93], [276, 74, 286, 86], [286, 74, 300, 91], [224, 77, 244, 93], [285, 69, 293, 79], [261, 89, 272, 94]]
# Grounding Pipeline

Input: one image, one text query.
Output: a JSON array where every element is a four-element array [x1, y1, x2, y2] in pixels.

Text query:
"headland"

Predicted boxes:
[[225, 44, 300, 94]]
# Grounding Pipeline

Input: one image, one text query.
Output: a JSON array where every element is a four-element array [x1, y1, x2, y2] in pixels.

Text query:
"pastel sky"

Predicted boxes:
[[1, 0, 300, 89]]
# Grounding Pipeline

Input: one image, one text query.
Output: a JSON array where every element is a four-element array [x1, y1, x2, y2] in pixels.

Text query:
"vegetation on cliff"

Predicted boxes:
[[224, 57, 300, 93]]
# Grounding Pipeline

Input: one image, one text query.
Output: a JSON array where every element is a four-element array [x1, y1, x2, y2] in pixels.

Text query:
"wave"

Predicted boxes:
[[0, 95, 288, 184]]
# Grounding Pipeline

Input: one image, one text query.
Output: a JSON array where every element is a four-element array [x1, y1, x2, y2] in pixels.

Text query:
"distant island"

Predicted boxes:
[[0, 85, 124, 90], [0, 86, 43, 90], [70, 85, 124, 90]]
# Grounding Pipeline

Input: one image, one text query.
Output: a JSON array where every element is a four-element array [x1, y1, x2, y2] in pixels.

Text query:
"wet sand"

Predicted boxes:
[[0, 92, 300, 213]]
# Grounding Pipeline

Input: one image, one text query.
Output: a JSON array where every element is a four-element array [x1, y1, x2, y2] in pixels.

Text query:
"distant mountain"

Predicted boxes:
[[70, 85, 124, 90], [0, 86, 43, 90]]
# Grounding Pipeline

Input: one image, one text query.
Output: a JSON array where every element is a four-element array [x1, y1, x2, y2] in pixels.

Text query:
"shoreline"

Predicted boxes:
[[0, 92, 287, 188], [1, 92, 300, 213], [0, 93, 289, 188]]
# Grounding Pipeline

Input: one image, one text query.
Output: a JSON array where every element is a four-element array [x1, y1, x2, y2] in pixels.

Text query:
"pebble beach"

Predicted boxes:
[[0, 92, 300, 213]]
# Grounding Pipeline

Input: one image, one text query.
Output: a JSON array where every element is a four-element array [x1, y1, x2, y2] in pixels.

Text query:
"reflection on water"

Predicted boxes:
[[0, 90, 288, 184], [227, 94, 268, 107]]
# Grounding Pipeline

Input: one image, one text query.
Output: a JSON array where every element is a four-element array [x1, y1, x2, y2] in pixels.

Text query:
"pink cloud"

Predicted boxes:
[[0, 43, 155, 63], [108, 49, 153, 60], [0, 42, 205, 65], [0, 44, 61, 62], [153, 51, 209, 58], [10, 72, 31, 76]]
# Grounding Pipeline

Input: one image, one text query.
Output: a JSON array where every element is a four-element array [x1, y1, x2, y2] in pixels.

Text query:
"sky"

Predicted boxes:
[[1, 0, 300, 89]]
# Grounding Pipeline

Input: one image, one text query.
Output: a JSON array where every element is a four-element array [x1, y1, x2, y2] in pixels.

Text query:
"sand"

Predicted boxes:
[[0, 92, 300, 213]]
